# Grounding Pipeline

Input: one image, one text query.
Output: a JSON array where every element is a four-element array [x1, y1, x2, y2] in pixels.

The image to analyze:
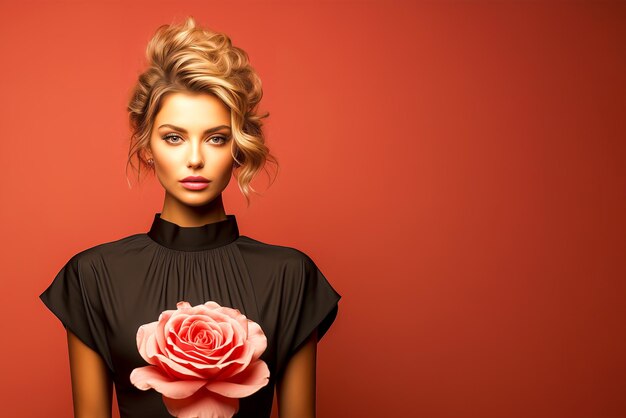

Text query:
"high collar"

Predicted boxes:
[[147, 213, 239, 251]]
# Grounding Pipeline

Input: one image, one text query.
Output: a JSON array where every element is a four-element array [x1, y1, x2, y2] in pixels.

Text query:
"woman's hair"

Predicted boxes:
[[126, 16, 278, 205]]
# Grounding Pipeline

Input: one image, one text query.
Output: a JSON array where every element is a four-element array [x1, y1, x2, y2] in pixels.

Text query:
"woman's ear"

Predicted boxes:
[[141, 146, 154, 162]]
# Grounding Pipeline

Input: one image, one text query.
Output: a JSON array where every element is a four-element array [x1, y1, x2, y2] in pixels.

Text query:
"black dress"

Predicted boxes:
[[39, 213, 341, 417]]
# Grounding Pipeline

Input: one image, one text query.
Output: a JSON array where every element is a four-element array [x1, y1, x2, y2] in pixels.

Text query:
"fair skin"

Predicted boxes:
[[67, 91, 317, 417]]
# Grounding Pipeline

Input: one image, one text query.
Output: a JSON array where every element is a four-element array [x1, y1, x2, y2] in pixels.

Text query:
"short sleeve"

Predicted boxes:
[[39, 255, 113, 373], [276, 253, 341, 377]]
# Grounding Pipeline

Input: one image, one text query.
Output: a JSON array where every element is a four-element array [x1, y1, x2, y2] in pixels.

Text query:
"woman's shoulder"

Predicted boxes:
[[235, 235, 318, 269], [61, 232, 149, 267]]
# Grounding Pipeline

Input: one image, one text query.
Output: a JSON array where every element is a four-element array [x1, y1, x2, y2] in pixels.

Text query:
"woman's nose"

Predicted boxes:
[[187, 140, 205, 168]]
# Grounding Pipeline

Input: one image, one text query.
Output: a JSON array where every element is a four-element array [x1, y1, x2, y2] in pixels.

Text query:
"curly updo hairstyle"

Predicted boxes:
[[126, 16, 278, 205]]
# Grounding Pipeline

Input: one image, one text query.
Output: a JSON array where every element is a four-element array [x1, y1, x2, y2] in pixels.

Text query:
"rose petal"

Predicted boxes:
[[204, 301, 222, 310], [136, 321, 159, 364], [246, 321, 268, 360], [163, 387, 239, 418], [165, 327, 228, 367], [177, 301, 193, 310], [163, 333, 237, 372], [215, 306, 247, 328], [157, 313, 217, 367], [168, 331, 224, 367], [166, 323, 216, 356], [215, 337, 246, 365], [161, 336, 228, 379], [145, 332, 160, 360], [213, 321, 267, 377], [129, 366, 206, 399], [213, 343, 253, 378], [198, 309, 241, 331], [180, 316, 224, 348], [156, 308, 177, 352], [205, 359, 270, 398], [153, 352, 205, 379]]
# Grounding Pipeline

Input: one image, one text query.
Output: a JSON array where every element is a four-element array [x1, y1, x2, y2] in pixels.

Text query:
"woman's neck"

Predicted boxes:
[[160, 192, 228, 227]]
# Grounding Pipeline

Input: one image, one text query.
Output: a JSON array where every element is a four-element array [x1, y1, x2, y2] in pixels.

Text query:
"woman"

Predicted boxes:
[[39, 16, 341, 418]]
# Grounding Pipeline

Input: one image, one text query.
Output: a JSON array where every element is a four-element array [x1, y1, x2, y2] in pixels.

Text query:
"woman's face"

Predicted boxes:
[[147, 91, 235, 208]]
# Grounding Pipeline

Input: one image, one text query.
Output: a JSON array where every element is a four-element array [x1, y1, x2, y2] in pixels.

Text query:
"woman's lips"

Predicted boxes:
[[180, 178, 210, 190]]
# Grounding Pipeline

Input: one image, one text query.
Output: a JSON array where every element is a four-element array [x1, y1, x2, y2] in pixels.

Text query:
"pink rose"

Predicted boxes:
[[130, 301, 270, 418]]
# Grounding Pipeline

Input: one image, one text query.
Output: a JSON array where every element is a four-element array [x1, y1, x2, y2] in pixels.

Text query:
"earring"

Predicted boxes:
[[148, 158, 154, 166]]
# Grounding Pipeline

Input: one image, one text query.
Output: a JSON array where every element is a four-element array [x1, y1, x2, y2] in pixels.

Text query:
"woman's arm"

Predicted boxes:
[[276, 328, 318, 418], [66, 329, 113, 418]]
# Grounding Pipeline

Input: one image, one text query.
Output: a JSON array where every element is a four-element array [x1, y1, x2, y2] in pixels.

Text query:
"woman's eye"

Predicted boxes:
[[162, 134, 182, 144], [208, 136, 228, 145]]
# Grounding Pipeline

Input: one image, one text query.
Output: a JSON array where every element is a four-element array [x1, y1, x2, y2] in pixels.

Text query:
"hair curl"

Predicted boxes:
[[125, 16, 278, 206]]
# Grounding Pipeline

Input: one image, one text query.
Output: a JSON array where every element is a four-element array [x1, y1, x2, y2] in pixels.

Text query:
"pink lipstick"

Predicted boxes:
[[180, 176, 210, 190]]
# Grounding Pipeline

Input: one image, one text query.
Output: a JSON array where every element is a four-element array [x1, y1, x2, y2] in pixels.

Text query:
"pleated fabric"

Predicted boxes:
[[39, 213, 341, 417]]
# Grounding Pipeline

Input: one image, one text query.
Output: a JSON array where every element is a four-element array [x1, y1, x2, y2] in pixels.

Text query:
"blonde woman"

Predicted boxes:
[[40, 16, 341, 418]]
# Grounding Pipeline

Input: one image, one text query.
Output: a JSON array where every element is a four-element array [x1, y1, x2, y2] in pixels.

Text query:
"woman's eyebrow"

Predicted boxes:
[[158, 124, 231, 134]]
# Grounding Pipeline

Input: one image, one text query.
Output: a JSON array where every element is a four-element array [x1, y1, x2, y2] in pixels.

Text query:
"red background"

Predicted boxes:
[[1, 1, 625, 417]]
